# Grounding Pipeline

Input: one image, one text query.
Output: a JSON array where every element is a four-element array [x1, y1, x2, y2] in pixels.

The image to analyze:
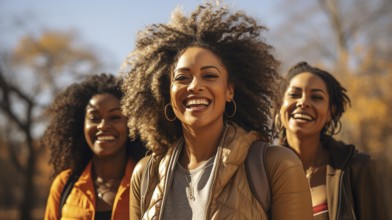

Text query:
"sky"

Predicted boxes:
[[0, 0, 281, 74]]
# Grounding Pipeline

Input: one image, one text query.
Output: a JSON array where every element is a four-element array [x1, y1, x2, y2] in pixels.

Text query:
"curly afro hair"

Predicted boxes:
[[121, 3, 281, 154], [43, 73, 146, 176]]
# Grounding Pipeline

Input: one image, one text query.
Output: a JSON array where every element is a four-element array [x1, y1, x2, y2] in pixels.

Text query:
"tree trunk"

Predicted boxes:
[[19, 142, 36, 220]]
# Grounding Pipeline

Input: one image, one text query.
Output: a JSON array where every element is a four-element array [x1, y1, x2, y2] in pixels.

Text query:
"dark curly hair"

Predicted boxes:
[[43, 73, 146, 176], [276, 61, 351, 139], [121, 4, 281, 154]]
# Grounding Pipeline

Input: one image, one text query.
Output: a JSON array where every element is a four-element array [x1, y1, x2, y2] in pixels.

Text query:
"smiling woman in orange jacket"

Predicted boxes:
[[43, 74, 146, 219]]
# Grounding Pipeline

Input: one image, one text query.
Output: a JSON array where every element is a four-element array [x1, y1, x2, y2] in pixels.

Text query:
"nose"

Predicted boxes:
[[296, 97, 310, 108], [97, 119, 109, 130], [187, 76, 203, 92]]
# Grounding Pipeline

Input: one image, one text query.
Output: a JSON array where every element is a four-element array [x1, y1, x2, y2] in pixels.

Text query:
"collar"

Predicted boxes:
[[72, 159, 136, 207], [322, 135, 356, 169]]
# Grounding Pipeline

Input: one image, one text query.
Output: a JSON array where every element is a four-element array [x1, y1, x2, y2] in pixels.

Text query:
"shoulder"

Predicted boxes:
[[50, 169, 73, 192], [45, 169, 73, 219], [348, 150, 374, 176], [265, 145, 302, 169], [47, 169, 73, 204], [133, 156, 151, 176], [263, 145, 314, 219], [131, 155, 153, 185], [351, 150, 371, 163], [325, 136, 372, 169], [264, 145, 305, 183]]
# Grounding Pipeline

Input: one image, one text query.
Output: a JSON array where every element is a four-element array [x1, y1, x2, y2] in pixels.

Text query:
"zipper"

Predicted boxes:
[[205, 143, 223, 218], [332, 141, 356, 220], [205, 125, 228, 219], [158, 139, 184, 219], [335, 171, 357, 220], [335, 170, 344, 220], [348, 173, 357, 220]]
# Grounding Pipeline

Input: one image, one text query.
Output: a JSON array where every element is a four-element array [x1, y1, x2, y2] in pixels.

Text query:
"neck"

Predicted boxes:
[[180, 122, 225, 170], [92, 151, 127, 180], [286, 132, 321, 169]]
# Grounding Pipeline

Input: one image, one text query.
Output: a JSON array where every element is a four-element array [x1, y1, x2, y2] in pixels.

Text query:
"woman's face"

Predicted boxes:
[[84, 93, 128, 158], [280, 72, 331, 139], [170, 47, 234, 129]]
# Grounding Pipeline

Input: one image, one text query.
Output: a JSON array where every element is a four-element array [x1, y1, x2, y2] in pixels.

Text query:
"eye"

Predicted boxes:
[[312, 95, 324, 100], [311, 91, 327, 101], [173, 70, 191, 82], [109, 115, 124, 121], [287, 92, 301, 98], [86, 114, 100, 123], [174, 74, 188, 81], [203, 73, 219, 79]]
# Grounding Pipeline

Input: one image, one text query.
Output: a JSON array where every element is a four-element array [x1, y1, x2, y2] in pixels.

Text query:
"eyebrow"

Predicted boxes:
[[174, 65, 221, 74], [86, 104, 122, 112], [289, 86, 328, 95]]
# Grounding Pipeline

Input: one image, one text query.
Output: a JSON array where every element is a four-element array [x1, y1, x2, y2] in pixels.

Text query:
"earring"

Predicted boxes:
[[323, 121, 340, 136], [274, 114, 283, 132], [225, 100, 237, 118], [164, 103, 176, 122]]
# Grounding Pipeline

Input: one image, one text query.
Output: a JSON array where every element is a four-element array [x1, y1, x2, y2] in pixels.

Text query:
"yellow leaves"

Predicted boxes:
[[337, 59, 392, 155], [11, 30, 85, 69], [347, 98, 387, 124], [9, 29, 101, 93], [344, 72, 388, 123], [14, 31, 68, 57], [14, 36, 40, 58], [39, 31, 72, 52]]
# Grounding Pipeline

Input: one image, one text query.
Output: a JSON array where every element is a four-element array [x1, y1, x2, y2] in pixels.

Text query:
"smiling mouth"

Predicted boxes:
[[184, 98, 210, 109], [96, 135, 115, 141], [291, 113, 313, 121]]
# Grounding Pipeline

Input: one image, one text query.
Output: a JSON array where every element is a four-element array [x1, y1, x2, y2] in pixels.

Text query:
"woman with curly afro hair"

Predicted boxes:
[[122, 3, 312, 220], [43, 73, 146, 219]]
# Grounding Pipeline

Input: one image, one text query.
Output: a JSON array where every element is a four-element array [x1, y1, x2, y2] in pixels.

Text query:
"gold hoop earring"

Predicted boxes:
[[274, 114, 283, 132], [225, 100, 237, 118], [164, 103, 176, 122]]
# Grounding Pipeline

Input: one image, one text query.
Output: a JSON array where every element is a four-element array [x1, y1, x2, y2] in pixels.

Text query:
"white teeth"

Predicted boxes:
[[293, 113, 312, 121], [186, 99, 209, 107], [97, 136, 115, 141]]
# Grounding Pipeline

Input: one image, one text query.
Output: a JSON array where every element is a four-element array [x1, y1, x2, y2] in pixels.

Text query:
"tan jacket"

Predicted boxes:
[[323, 136, 388, 220], [45, 159, 135, 220], [130, 123, 313, 219]]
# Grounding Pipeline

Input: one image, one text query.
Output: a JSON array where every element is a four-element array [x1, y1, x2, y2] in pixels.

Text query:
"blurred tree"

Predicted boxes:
[[271, 0, 392, 214], [0, 30, 102, 220], [270, 0, 391, 70]]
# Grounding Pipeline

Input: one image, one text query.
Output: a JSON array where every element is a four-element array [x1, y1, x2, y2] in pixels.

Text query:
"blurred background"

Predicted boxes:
[[0, 0, 391, 219]]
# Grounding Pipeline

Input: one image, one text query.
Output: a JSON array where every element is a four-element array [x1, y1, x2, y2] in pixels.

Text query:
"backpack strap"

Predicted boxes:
[[245, 141, 271, 212], [59, 167, 84, 217]]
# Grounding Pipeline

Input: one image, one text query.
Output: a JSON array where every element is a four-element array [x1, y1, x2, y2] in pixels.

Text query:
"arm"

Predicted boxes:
[[129, 156, 150, 220], [350, 153, 388, 220], [44, 171, 70, 220], [265, 146, 313, 220]]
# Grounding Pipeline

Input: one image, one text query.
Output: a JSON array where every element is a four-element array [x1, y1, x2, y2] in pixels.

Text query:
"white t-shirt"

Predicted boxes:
[[162, 155, 216, 220]]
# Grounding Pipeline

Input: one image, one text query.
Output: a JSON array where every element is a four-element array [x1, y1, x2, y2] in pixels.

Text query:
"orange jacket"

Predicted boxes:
[[44, 159, 135, 220]]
